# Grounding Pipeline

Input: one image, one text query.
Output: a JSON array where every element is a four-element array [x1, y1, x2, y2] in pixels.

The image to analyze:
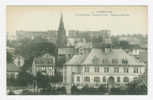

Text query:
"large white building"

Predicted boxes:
[[63, 44, 146, 93]]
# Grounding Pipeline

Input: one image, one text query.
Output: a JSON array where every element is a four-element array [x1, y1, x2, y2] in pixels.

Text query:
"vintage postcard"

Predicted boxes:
[[7, 6, 147, 95]]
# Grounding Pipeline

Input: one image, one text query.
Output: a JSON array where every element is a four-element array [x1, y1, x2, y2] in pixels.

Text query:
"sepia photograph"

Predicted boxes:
[[6, 6, 148, 95]]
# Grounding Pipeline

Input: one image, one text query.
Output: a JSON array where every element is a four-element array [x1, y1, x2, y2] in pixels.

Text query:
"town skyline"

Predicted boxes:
[[7, 6, 147, 36], [7, 6, 148, 95]]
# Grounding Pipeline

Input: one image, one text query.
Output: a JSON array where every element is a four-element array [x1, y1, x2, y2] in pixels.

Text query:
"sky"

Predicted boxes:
[[7, 6, 147, 36]]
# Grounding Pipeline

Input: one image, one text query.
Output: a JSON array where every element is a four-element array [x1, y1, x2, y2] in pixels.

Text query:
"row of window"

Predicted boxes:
[[76, 76, 130, 83], [34, 59, 54, 64], [35, 65, 54, 68], [83, 67, 139, 73], [36, 67, 54, 70], [89, 56, 129, 65]]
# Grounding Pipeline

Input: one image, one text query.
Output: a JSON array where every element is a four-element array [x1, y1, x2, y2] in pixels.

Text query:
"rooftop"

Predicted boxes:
[[7, 63, 20, 72], [65, 48, 145, 66]]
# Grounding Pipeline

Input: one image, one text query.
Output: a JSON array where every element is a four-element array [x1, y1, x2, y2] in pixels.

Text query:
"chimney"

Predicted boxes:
[[103, 38, 112, 53]]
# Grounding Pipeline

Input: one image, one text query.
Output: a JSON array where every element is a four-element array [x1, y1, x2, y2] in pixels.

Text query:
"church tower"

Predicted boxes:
[[56, 13, 67, 47]]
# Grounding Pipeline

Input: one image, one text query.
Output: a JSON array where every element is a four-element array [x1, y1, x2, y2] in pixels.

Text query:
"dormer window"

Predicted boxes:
[[122, 59, 128, 65]]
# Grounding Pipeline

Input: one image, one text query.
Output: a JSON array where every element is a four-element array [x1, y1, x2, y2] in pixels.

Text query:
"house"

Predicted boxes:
[[14, 55, 24, 67], [7, 63, 20, 79], [63, 45, 146, 94], [32, 53, 55, 76]]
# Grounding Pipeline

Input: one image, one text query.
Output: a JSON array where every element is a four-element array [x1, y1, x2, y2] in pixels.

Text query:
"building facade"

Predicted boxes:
[[63, 46, 146, 93], [16, 30, 57, 43], [14, 55, 24, 67], [32, 53, 55, 76], [7, 63, 20, 79]]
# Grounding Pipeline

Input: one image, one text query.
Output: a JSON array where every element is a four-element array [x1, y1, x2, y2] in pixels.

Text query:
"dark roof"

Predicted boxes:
[[7, 63, 20, 72], [65, 48, 144, 66], [34, 53, 54, 60]]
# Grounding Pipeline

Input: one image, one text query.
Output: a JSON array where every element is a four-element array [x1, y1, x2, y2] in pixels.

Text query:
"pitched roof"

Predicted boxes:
[[65, 48, 144, 66], [7, 63, 20, 72], [65, 54, 88, 65], [34, 53, 54, 60]]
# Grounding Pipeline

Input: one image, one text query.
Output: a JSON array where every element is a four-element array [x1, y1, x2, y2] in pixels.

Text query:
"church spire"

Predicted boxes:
[[58, 13, 65, 30], [56, 13, 67, 47]]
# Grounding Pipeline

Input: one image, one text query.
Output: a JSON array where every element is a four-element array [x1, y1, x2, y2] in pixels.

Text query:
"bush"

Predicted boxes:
[[8, 90, 15, 95], [110, 87, 121, 95], [39, 86, 66, 95], [22, 90, 34, 95], [71, 84, 108, 95]]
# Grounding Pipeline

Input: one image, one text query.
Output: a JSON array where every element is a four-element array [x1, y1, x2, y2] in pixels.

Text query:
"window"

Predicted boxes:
[[123, 77, 129, 82], [102, 59, 109, 65], [95, 67, 100, 72], [79, 48, 84, 55], [48, 59, 53, 64], [18, 60, 20, 66], [77, 76, 80, 82], [112, 59, 118, 65], [104, 67, 109, 73], [94, 77, 100, 82], [84, 77, 90, 82], [103, 76, 106, 82], [114, 68, 119, 73], [78, 67, 82, 73], [133, 67, 139, 73], [117, 77, 120, 82], [122, 59, 128, 65], [124, 67, 129, 73], [85, 67, 89, 72]]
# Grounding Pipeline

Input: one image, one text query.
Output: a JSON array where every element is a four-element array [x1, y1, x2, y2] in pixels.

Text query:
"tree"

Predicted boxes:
[[119, 40, 129, 49], [98, 84, 108, 94], [49, 72, 63, 83], [17, 69, 34, 86], [7, 51, 13, 63], [36, 72, 50, 89], [7, 77, 18, 86], [127, 78, 147, 95], [16, 37, 57, 70]]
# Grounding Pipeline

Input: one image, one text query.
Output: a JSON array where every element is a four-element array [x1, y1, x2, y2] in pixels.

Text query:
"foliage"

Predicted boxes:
[[127, 78, 147, 95], [40, 86, 66, 95], [36, 72, 50, 89], [110, 87, 128, 95], [7, 77, 18, 86], [49, 72, 63, 83], [56, 55, 66, 66], [21, 89, 34, 95], [17, 69, 34, 86], [8, 90, 15, 95], [71, 84, 108, 95], [7, 51, 13, 63], [15, 37, 57, 70]]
